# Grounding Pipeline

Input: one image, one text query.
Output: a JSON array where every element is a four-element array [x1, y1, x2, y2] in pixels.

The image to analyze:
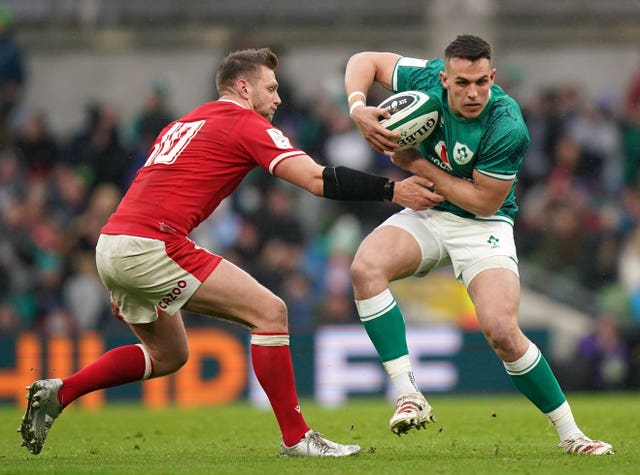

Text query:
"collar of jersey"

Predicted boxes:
[[218, 98, 246, 109]]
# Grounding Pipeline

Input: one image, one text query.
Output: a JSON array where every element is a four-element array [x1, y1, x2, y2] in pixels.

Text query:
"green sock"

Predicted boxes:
[[355, 289, 408, 362], [504, 342, 566, 413]]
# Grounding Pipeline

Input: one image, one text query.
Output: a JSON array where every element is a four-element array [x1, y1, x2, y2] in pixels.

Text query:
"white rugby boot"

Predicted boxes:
[[280, 430, 361, 457], [18, 379, 63, 455], [558, 434, 614, 455], [389, 392, 435, 436]]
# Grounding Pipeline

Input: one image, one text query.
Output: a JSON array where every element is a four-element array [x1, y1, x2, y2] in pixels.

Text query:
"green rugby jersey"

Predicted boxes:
[[391, 57, 530, 225]]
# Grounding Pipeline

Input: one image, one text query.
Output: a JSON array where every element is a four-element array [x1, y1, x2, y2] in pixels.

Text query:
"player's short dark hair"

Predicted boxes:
[[445, 35, 492, 63], [216, 47, 278, 95]]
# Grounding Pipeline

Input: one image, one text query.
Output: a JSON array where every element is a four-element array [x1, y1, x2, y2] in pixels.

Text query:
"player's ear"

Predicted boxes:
[[237, 78, 250, 99], [439, 70, 448, 89]]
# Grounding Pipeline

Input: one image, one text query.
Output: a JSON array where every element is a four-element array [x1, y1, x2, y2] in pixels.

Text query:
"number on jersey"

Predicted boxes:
[[145, 120, 205, 166]]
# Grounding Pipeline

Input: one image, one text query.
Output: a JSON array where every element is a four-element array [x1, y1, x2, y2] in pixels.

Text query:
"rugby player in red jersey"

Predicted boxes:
[[19, 47, 443, 457]]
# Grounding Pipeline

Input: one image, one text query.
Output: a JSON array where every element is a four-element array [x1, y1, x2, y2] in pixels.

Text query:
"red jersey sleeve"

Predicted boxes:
[[235, 108, 307, 174]]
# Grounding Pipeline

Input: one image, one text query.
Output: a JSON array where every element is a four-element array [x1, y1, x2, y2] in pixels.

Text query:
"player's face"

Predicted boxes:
[[249, 66, 281, 122], [440, 57, 495, 119]]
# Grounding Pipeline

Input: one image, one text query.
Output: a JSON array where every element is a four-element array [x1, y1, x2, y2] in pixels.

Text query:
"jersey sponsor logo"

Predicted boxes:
[[266, 128, 293, 150], [157, 280, 188, 310], [452, 142, 474, 165], [432, 141, 452, 170], [158, 221, 177, 233]]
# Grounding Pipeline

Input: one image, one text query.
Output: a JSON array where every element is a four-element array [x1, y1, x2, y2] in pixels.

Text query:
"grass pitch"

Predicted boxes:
[[1, 392, 638, 475]]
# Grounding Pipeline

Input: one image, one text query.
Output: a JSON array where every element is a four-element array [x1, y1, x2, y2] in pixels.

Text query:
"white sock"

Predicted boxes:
[[383, 355, 419, 397], [545, 401, 583, 441]]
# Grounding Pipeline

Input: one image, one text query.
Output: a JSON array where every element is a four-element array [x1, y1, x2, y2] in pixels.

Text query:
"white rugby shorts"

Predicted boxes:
[[95, 234, 222, 324], [380, 208, 519, 287]]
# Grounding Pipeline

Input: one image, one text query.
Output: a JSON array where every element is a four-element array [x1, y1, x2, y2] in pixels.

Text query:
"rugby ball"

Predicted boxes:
[[378, 91, 440, 150]]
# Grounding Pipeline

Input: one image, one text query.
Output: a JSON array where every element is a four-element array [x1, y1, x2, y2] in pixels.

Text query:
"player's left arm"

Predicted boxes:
[[392, 104, 528, 217], [391, 150, 511, 217]]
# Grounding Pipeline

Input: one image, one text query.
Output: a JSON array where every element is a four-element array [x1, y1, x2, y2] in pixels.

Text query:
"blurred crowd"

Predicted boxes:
[[0, 16, 640, 390]]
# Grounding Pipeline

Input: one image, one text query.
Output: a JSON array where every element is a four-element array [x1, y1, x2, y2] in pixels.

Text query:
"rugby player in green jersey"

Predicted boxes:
[[344, 34, 613, 455]]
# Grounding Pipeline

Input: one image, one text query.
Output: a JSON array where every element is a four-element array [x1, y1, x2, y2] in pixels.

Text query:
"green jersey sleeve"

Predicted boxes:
[[392, 57, 445, 93]]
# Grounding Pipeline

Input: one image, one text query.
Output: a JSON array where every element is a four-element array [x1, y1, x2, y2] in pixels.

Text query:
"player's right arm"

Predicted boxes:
[[345, 51, 399, 95], [345, 52, 403, 152]]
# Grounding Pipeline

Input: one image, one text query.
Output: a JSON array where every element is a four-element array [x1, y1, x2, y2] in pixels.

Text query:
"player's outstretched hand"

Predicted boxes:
[[393, 175, 445, 211], [351, 105, 400, 153]]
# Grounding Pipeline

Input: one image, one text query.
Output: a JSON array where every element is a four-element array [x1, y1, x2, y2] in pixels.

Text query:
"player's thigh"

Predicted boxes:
[[354, 209, 447, 279], [467, 268, 527, 356], [353, 225, 423, 283], [468, 268, 520, 324], [184, 259, 285, 331]]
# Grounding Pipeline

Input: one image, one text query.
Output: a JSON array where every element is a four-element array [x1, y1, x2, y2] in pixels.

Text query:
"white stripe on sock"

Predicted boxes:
[[355, 289, 396, 322], [503, 341, 541, 375], [250, 333, 290, 346], [135, 343, 153, 380]]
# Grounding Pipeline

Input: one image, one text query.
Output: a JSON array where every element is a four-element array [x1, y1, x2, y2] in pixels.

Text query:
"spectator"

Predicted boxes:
[[577, 313, 629, 390], [518, 91, 554, 196], [621, 70, 640, 188], [122, 79, 176, 187], [15, 111, 60, 181], [281, 271, 316, 332], [618, 226, 640, 324], [125, 78, 175, 149], [67, 103, 129, 191], [567, 100, 623, 196], [518, 136, 595, 272], [45, 163, 90, 229], [61, 183, 121, 331], [0, 302, 21, 335]]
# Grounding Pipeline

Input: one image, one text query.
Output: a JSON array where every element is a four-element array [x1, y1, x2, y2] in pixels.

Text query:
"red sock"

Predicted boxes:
[[58, 344, 151, 409], [250, 333, 309, 446]]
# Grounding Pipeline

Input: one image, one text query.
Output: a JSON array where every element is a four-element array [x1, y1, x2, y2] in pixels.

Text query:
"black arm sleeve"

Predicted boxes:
[[322, 166, 394, 201]]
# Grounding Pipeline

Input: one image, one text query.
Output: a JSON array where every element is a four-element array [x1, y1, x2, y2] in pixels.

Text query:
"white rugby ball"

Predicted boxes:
[[378, 91, 440, 150]]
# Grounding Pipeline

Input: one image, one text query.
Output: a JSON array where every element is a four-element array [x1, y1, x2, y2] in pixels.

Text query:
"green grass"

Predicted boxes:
[[1, 393, 638, 475]]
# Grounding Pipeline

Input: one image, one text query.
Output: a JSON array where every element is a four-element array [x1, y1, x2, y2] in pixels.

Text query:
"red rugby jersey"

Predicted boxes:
[[101, 99, 306, 239]]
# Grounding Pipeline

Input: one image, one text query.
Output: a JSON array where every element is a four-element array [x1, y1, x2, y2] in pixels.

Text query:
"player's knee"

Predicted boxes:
[[253, 295, 288, 332], [351, 253, 379, 288], [482, 324, 521, 355], [173, 345, 190, 370], [152, 346, 190, 376]]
